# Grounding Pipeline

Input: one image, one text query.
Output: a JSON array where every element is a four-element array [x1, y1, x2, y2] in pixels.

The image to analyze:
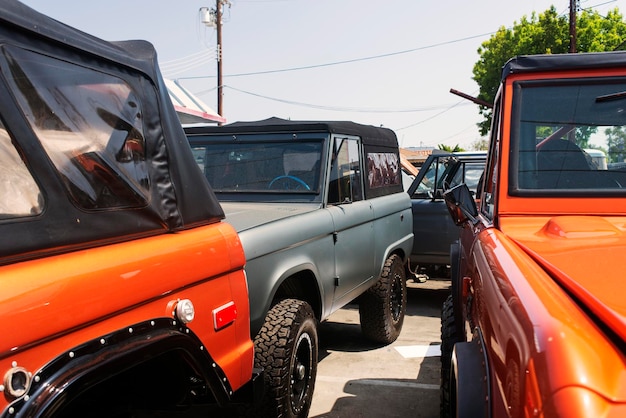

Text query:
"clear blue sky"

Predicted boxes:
[[20, 0, 626, 149]]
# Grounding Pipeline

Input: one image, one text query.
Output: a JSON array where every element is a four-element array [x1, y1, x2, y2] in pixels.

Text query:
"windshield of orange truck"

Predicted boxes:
[[511, 78, 626, 194]]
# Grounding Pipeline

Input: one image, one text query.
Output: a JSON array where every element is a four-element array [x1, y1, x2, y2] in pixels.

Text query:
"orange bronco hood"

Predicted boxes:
[[500, 215, 626, 343]]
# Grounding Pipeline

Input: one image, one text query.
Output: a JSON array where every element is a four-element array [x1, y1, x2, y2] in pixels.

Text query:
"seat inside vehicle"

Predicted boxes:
[[537, 139, 594, 188]]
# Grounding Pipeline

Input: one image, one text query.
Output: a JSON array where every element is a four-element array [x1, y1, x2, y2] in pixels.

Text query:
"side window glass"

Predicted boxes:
[[464, 163, 485, 194], [0, 119, 42, 218], [366, 152, 401, 189], [414, 157, 439, 197], [447, 162, 466, 190], [328, 138, 363, 204], [1, 46, 150, 210], [413, 156, 453, 198]]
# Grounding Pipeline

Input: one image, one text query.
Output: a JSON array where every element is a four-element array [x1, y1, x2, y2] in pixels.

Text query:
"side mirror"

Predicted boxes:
[[443, 184, 478, 226]]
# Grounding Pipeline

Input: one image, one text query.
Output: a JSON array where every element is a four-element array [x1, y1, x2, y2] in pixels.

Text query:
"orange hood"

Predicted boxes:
[[500, 215, 626, 343]]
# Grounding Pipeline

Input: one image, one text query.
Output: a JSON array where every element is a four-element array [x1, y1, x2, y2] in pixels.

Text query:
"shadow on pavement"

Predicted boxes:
[[309, 376, 439, 418], [318, 310, 386, 357], [405, 277, 450, 318]]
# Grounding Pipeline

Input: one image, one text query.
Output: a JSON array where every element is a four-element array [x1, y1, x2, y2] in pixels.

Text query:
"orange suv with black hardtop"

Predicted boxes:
[[442, 51, 626, 417]]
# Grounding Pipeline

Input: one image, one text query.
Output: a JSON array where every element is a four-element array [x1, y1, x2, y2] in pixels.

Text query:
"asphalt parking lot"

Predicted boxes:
[[202, 276, 450, 418], [310, 277, 450, 418]]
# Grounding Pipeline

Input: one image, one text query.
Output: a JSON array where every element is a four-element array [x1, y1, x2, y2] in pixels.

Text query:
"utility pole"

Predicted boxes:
[[569, 0, 577, 53], [199, 1, 229, 124], [216, 0, 224, 122]]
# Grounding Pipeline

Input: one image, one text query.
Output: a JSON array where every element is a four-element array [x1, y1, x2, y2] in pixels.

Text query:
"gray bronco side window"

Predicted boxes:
[[328, 137, 363, 204]]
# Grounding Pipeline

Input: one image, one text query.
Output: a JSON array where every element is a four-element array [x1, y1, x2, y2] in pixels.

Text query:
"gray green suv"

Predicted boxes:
[[186, 118, 413, 417]]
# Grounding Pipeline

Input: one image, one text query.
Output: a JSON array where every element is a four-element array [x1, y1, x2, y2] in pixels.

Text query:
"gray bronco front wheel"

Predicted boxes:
[[358, 254, 407, 344], [254, 298, 318, 418]]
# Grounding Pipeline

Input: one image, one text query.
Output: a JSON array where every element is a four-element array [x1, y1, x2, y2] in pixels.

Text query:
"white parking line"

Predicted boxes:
[[316, 375, 439, 391], [395, 344, 441, 358]]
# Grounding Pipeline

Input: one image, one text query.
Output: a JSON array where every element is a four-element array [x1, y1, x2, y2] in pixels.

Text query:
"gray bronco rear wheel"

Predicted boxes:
[[358, 254, 407, 344], [254, 298, 318, 418]]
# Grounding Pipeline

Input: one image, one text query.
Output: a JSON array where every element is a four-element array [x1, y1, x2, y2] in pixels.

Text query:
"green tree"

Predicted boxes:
[[605, 126, 626, 163], [473, 7, 626, 135], [470, 137, 489, 151], [438, 144, 464, 152]]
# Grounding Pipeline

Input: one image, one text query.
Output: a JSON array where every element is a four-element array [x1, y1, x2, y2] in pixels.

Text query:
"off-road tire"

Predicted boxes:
[[254, 299, 318, 418], [440, 294, 458, 418], [358, 254, 407, 344]]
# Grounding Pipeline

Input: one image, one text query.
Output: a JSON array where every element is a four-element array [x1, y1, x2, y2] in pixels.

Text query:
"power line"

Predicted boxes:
[[176, 31, 496, 81], [171, 1, 624, 82], [160, 50, 217, 77], [199, 85, 473, 113], [177, 0, 621, 82], [395, 99, 469, 131], [160, 49, 216, 66], [419, 123, 481, 148]]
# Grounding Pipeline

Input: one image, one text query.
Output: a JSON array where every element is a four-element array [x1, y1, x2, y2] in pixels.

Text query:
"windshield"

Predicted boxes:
[[191, 141, 323, 195], [512, 78, 626, 194]]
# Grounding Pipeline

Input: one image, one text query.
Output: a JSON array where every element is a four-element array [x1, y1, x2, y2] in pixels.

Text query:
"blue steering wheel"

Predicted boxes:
[[268, 175, 311, 190]]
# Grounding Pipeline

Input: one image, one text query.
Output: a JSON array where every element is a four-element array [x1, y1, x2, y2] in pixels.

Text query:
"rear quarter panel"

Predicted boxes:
[[0, 222, 253, 409], [371, 192, 413, 272]]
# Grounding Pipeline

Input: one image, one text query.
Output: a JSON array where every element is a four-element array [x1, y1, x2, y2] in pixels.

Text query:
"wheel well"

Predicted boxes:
[[55, 349, 216, 417], [384, 248, 408, 276], [272, 270, 322, 320], [390, 248, 406, 263], [17, 319, 233, 417]]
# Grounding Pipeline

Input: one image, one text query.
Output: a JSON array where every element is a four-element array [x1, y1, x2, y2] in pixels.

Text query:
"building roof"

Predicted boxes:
[[165, 79, 226, 124]]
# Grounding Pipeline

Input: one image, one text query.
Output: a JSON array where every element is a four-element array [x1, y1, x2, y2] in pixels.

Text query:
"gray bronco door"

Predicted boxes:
[[327, 136, 375, 307]]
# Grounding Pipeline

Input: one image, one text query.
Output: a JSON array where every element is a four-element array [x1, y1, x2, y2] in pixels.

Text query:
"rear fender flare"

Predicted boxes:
[[378, 233, 412, 273], [3, 318, 232, 418], [271, 264, 322, 314]]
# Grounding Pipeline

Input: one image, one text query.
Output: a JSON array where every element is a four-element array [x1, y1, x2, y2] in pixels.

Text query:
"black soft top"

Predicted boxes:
[[2, 1, 158, 76], [502, 50, 626, 80], [0, 1, 223, 261], [185, 117, 399, 149]]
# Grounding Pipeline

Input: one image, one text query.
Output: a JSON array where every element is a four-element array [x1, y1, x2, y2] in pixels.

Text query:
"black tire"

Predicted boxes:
[[440, 294, 458, 418], [253, 299, 318, 418], [449, 242, 464, 336], [358, 254, 407, 344]]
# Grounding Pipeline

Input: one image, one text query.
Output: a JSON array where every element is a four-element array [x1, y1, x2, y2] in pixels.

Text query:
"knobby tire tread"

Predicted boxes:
[[358, 254, 407, 344], [253, 298, 318, 418]]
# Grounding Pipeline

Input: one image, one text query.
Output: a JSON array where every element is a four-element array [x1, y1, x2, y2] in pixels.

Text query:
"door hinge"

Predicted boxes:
[[332, 232, 338, 244], [334, 277, 340, 286]]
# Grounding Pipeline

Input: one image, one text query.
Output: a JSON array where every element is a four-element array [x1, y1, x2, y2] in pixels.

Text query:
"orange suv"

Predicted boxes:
[[442, 51, 626, 417], [0, 2, 259, 417]]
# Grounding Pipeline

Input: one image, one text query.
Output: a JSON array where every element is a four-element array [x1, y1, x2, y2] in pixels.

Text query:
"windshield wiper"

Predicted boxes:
[[596, 91, 626, 102]]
